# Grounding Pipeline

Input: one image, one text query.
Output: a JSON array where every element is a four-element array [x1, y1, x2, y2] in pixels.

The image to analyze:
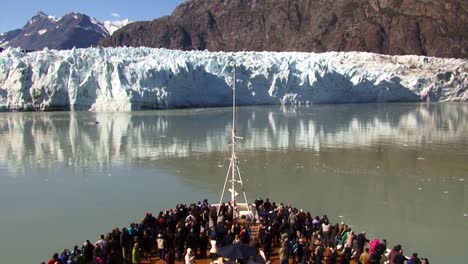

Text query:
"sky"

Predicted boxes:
[[0, 0, 187, 33]]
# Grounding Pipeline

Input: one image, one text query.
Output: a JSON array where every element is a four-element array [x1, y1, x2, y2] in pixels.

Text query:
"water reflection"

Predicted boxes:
[[0, 103, 467, 263], [0, 103, 467, 177]]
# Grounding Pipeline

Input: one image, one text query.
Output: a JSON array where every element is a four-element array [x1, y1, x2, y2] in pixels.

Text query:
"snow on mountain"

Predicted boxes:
[[1, 11, 109, 51], [90, 16, 110, 35], [0, 47, 466, 111], [103, 19, 130, 35]]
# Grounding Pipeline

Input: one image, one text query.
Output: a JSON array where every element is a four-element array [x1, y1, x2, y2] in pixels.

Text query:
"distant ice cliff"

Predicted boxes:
[[0, 47, 466, 111]]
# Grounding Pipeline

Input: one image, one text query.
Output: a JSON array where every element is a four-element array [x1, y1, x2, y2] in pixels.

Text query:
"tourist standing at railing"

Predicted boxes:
[[131, 242, 141, 264], [420, 257, 430, 264], [322, 219, 331, 248], [199, 228, 209, 258], [359, 248, 370, 264], [222, 229, 234, 246], [393, 249, 407, 264], [120, 227, 131, 263], [262, 228, 272, 260], [165, 247, 176, 264], [157, 233, 166, 261], [279, 240, 289, 264], [356, 232, 369, 253], [94, 234, 108, 263], [175, 226, 185, 261], [346, 231, 355, 250], [47, 253, 63, 264], [58, 249, 69, 264], [82, 240, 94, 264], [340, 226, 350, 248], [388, 244, 401, 263], [186, 228, 199, 257], [407, 253, 422, 264]]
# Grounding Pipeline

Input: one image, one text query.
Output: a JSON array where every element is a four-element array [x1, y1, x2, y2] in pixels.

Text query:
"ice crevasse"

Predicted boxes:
[[0, 47, 466, 111]]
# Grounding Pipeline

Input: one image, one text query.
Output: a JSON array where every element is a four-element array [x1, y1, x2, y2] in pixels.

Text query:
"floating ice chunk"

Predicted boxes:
[[418, 187, 422, 190], [417, 157, 425, 160], [443, 191, 449, 194]]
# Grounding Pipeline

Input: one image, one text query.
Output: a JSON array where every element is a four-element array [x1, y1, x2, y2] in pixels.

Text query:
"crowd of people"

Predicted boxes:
[[42, 198, 429, 264]]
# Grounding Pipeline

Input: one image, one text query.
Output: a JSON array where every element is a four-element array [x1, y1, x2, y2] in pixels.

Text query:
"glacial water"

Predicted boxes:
[[0, 103, 467, 263]]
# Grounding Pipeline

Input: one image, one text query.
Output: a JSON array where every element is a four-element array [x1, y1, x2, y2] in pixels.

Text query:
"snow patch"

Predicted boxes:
[[103, 19, 130, 35], [90, 16, 99, 25], [38, 29, 47, 35], [90, 16, 110, 35], [48, 15, 58, 22]]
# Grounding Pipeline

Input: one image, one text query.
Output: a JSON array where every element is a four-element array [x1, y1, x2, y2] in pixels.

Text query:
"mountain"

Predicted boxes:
[[0, 47, 465, 111], [0, 11, 109, 50], [0, 29, 22, 47], [99, 0, 468, 58]]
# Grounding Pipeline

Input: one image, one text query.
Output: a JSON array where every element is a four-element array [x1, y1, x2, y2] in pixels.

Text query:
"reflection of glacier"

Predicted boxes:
[[0, 103, 467, 176], [0, 47, 467, 111]]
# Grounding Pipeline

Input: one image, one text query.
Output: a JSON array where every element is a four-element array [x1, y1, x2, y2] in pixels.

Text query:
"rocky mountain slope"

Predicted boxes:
[[99, 0, 467, 58], [0, 11, 109, 50]]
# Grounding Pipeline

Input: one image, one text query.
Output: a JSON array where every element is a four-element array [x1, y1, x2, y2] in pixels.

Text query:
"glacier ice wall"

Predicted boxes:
[[0, 47, 466, 111]]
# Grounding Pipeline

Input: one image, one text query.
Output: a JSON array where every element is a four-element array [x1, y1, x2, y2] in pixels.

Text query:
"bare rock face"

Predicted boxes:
[[99, 0, 467, 58]]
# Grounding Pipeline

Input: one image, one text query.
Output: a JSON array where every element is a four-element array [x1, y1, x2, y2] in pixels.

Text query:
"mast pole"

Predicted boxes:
[[231, 65, 236, 204]]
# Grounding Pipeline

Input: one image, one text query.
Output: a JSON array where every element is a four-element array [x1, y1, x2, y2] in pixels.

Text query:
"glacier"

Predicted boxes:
[[0, 47, 466, 111]]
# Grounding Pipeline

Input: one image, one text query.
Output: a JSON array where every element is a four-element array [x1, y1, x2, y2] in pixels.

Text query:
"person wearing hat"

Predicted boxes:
[[157, 233, 166, 261], [314, 239, 324, 264]]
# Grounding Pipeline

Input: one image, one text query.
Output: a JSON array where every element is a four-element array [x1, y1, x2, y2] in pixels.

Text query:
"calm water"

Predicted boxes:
[[0, 103, 467, 263]]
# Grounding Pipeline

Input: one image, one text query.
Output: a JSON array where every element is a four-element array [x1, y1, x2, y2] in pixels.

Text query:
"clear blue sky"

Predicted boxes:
[[0, 0, 187, 33]]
